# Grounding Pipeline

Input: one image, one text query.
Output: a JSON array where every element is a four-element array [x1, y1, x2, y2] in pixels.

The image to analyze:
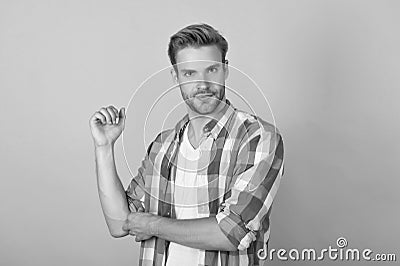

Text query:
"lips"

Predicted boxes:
[[195, 92, 214, 97]]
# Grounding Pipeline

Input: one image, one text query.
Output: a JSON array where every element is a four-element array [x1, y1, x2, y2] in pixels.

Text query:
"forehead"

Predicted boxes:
[[175, 45, 222, 70]]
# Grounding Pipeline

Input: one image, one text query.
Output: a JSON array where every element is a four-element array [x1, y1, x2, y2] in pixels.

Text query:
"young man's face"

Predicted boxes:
[[172, 45, 228, 115]]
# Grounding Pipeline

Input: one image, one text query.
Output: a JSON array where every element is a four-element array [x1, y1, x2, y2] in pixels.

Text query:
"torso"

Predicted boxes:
[[165, 124, 213, 266]]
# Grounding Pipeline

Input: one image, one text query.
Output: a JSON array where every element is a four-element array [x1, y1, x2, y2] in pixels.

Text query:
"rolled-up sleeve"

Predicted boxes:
[[216, 128, 284, 250]]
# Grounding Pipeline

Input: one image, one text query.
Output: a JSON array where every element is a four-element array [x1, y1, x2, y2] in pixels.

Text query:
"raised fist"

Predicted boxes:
[[89, 106, 126, 147]]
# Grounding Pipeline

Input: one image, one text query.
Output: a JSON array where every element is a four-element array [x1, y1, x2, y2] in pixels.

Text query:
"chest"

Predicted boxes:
[[144, 128, 239, 216]]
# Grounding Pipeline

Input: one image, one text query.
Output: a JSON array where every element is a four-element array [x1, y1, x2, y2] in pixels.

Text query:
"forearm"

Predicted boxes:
[[150, 216, 236, 251], [95, 144, 129, 237]]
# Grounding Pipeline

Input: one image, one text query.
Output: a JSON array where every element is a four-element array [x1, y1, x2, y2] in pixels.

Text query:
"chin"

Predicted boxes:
[[192, 102, 219, 114]]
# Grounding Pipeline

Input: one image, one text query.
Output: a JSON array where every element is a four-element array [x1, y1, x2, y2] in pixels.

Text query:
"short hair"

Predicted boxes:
[[167, 23, 228, 66]]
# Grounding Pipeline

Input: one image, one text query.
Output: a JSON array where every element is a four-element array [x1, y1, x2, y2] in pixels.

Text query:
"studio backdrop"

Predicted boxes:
[[0, 1, 399, 265]]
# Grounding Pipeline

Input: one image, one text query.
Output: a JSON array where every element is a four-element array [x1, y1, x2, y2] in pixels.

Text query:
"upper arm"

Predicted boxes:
[[216, 127, 284, 250], [125, 129, 174, 213], [125, 141, 154, 212]]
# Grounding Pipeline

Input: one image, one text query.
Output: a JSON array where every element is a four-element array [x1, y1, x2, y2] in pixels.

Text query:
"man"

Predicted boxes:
[[89, 23, 284, 266]]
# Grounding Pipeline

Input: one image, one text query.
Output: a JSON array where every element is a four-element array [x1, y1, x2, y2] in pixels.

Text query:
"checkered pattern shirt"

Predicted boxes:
[[126, 99, 284, 266]]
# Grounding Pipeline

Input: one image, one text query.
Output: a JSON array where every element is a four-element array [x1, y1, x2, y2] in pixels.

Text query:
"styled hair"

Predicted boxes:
[[167, 23, 228, 66]]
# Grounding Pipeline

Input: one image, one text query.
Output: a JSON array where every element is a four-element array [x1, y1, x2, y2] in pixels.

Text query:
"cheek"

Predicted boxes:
[[211, 81, 225, 93], [210, 75, 225, 88], [180, 84, 194, 97]]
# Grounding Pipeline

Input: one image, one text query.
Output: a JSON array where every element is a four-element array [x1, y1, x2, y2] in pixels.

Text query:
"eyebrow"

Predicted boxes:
[[179, 63, 221, 72]]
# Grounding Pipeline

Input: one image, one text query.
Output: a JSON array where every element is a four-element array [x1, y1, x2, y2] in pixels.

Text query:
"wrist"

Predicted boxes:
[[94, 142, 114, 151], [148, 215, 163, 237], [94, 143, 115, 159]]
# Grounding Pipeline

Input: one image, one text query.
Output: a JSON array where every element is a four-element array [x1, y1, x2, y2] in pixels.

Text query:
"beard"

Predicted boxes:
[[183, 86, 226, 115]]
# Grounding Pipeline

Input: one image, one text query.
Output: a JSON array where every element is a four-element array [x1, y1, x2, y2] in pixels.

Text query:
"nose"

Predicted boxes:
[[196, 72, 210, 90], [197, 81, 210, 91]]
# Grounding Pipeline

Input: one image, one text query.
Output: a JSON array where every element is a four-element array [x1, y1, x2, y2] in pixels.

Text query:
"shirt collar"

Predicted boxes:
[[174, 99, 235, 141]]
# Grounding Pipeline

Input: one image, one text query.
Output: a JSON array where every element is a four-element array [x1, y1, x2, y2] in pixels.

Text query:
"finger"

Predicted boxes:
[[109, 106, 119, 124], [122, 223, 129, 231], [122, 221, 133, 232], [117, 107, 126, 128], [106, 106, 117, 124], [127, 212, 136, 220], [99, 107, 112, 124], [137, 206, 144, 212], [92, 112, 106, 125]]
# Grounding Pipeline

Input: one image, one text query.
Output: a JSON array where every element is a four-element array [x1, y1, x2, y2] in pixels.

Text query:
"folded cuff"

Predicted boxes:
[[216, 207, 256, 250]]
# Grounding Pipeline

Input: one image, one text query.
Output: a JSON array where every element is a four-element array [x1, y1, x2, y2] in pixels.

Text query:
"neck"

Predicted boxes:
[[186, 97, 227, 144]]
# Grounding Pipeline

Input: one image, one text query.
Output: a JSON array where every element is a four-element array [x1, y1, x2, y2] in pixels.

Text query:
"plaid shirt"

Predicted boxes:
[[126, 99, 284, 266]]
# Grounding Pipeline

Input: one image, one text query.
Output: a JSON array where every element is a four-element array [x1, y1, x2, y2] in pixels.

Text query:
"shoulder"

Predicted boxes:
[[145, 114, 189, 156], [232, 110, 285, 171], [233, 109, 283, 144], [146, 128, 175, 156]]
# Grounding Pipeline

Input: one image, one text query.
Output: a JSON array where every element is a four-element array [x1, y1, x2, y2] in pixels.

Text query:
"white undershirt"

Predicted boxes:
[[165, 125, 208, 266]]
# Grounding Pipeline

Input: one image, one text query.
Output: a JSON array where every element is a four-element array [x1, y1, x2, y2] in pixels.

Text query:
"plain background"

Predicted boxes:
[[1, 0, 399, 265]]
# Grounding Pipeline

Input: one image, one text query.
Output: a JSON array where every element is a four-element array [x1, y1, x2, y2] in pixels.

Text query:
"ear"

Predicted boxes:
[[223, 59, 229, 80], [170, 67, 179, 84]]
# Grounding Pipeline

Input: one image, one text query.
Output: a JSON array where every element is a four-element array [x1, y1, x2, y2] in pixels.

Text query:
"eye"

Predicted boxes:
[[183, 71, 194, 77], [208, 67, 218, 73]]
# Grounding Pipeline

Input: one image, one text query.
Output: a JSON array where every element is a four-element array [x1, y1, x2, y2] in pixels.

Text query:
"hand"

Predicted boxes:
[[89, 106, 126, 147], [122, 212, 160, 242]]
